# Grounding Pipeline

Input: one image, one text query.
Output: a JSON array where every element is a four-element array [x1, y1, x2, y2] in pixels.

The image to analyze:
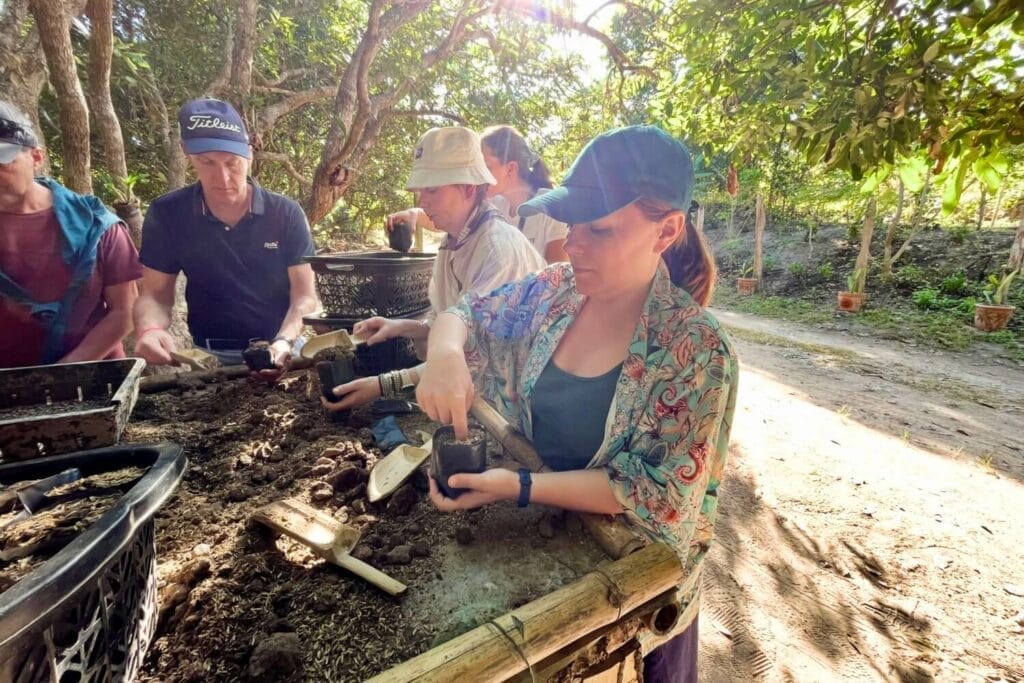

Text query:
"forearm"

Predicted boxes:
[[528, 469, 623, 515], [133, 292, 173, 332], [426, 312, 469, 356], [275, 293, 318, 341], [61, 308, 134, 363]]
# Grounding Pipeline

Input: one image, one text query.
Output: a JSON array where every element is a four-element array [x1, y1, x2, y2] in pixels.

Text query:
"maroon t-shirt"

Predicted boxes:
[[0, 209, 142, 368]]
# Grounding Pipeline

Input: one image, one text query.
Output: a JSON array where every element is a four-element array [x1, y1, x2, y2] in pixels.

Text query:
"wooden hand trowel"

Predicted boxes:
[[367, 439, 432, 503], [253, 498, 406, 596], [300, 328, 368, 361], [170, 348, 219, 371]]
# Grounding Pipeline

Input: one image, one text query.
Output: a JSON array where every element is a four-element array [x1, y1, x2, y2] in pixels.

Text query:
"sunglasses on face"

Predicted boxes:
[[0, 118, 38, 148]]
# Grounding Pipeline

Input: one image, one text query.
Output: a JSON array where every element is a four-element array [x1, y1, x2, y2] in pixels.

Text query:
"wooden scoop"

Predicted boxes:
[[300, 329, 368, 361], [253, 498, 406, 595], [170, 348, 219, 371], [367, 439, 432, 503]]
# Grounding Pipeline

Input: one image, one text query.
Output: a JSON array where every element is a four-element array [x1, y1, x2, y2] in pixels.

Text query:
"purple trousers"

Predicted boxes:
[[643, 616, 698, 683]]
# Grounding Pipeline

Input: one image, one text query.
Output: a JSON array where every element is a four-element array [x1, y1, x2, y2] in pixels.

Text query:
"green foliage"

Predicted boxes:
[[762, 255, 778, 272], [740, 262, 754, 278], [894, 264, 927, 289], [846, 267, 866, 294], [817, 262, 834, 279], [788, 262, 806, 277], [982, 270, 1020, 305], [648, 0, 1023, 213], [939, 271, 969, 296]]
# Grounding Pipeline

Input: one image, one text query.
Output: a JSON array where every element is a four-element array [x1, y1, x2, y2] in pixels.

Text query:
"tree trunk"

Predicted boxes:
[[1009, 212, 1024, 273], [891, 171, 932, 267], [726, 196, 737, 239], [753, 194, 766, 285], [85, 0, 137, 242], [854, 196, 876, 293], [227, 0, 258, 103], [976, 189, 986, 231], [0, 0, 48, 149], [882, 177, 905, 277], [990, 184, 1005, 230], [30, 0, 92, 194]]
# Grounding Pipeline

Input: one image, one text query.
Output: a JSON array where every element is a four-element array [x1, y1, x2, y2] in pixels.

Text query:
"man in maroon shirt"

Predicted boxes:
[[0, 100, 141, 368]]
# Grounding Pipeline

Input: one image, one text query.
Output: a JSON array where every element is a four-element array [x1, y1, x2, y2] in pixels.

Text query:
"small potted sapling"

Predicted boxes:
[[974, 270, 1018, 332], [837, 268, 867, 312], [736, 263, 758, 295]]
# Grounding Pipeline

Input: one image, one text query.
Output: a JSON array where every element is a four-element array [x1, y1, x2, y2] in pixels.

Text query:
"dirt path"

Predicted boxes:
[[699, 309, 1024, 682]]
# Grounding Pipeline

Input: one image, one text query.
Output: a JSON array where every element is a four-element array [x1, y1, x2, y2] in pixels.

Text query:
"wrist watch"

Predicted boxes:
[[517, 468, 532, 508], [270, 335, 294, 347]]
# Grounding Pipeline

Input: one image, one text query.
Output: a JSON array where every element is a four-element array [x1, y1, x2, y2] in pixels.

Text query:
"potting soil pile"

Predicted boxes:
[[126, 370, 608, 682]]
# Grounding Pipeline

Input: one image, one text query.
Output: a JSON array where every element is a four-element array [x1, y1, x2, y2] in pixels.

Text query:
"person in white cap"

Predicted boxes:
[[322, 126, 544, 411], [0, 99, 141, 368]]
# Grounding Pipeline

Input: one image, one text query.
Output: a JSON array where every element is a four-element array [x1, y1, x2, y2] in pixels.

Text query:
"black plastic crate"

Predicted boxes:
[[0, 443, 187, 683], [306, 251, 435, 319], [0, 359, 145, 461], [303, 310, 427, 376]]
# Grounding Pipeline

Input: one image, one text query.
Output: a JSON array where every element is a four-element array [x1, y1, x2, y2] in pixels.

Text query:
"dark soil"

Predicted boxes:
[[0, 467, 144, 584], [126, 371, 607, 682], [0, 398, 112, 421]]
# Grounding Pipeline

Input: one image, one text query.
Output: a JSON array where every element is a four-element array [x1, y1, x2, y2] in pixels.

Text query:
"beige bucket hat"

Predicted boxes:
[[405, 127, 496, 190]]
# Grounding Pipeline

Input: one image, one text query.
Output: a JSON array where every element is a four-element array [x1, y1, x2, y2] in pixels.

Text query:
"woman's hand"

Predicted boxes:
[[321, 376, 382, 411], [385, 208, 419, 233], [353, 316, 401, 345], [416, 347, 474, 438], [427, 468, 518, 511]]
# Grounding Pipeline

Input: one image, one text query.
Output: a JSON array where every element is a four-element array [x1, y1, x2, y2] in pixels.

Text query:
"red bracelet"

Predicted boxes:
[[135, 326, 166, 340]]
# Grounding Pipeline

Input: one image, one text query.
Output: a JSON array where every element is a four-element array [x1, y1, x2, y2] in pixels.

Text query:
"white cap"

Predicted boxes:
[[405, 127, 496, 190]]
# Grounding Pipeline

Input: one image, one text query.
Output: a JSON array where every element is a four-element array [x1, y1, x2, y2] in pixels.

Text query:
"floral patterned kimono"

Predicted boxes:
[[449, 260, 738, 628]]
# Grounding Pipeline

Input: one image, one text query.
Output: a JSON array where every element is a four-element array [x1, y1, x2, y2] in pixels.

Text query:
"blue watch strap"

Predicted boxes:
[[517, 468, 532, 508]]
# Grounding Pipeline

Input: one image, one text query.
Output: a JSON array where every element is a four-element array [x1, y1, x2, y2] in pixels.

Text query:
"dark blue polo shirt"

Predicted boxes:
[[139, 180, 315, 346]]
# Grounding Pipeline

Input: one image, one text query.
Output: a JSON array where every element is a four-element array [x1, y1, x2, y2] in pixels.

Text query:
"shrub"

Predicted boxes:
[[939, 271, 969, 295], [788, 262, 806, 276], [818, 262, 834, 279], [894, 264, 927, 289], [912, 288, 940, 310]]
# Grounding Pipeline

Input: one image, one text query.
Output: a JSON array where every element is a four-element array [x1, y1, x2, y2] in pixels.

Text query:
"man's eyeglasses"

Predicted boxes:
[[0, 118, 38, 148]]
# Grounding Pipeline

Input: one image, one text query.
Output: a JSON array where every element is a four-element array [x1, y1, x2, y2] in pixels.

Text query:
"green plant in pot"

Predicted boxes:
[[736, 262, 758, 296], [837, 267, 867, 312], [974, 270, 1018, 332]]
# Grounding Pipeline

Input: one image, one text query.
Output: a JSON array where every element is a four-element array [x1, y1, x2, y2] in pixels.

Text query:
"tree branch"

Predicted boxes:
[[256, 151, 313, 188], [388, 108, 467, 124]]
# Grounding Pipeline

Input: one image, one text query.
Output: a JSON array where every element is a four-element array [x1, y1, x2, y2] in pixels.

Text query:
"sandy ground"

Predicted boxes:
[[698, 309, 1024, 682]]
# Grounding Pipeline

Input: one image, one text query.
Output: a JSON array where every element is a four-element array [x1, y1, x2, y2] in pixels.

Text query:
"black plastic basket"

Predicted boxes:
[[306, 251, 436, 319], [0, 443, 187, 683], [303, 310, 428, 376]]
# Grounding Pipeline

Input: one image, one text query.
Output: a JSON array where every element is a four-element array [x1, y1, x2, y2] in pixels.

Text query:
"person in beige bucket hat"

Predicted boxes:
[[322, 126, 544, 412]]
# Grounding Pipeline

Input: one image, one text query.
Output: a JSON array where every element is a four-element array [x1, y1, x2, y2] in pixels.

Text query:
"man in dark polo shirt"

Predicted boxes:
[[133, 98, 317, 376]]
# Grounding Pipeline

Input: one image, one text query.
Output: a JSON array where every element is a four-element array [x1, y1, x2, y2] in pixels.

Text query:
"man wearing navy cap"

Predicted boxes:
[[133, 98, 317, 376]]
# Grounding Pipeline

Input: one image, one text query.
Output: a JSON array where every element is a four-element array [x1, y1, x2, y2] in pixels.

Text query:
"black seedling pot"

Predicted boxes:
[[242, 342, 275, 371], [388, 219, 413, 253], [430, 425, 487, 499], [318, 357, 355, 423]]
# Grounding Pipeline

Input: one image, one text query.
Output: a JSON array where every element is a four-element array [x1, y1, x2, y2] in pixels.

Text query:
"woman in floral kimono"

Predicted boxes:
[[416, 125, 738, 682]]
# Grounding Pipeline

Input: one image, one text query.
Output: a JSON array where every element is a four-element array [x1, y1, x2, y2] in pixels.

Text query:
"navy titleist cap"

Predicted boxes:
[[178, 98, 251, 159]]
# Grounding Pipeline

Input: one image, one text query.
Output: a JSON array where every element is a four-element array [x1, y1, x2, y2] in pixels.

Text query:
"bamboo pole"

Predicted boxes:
[[368, 542, 685, 683], [139, 358, 316, 393], [470, 398, 647, 559]]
